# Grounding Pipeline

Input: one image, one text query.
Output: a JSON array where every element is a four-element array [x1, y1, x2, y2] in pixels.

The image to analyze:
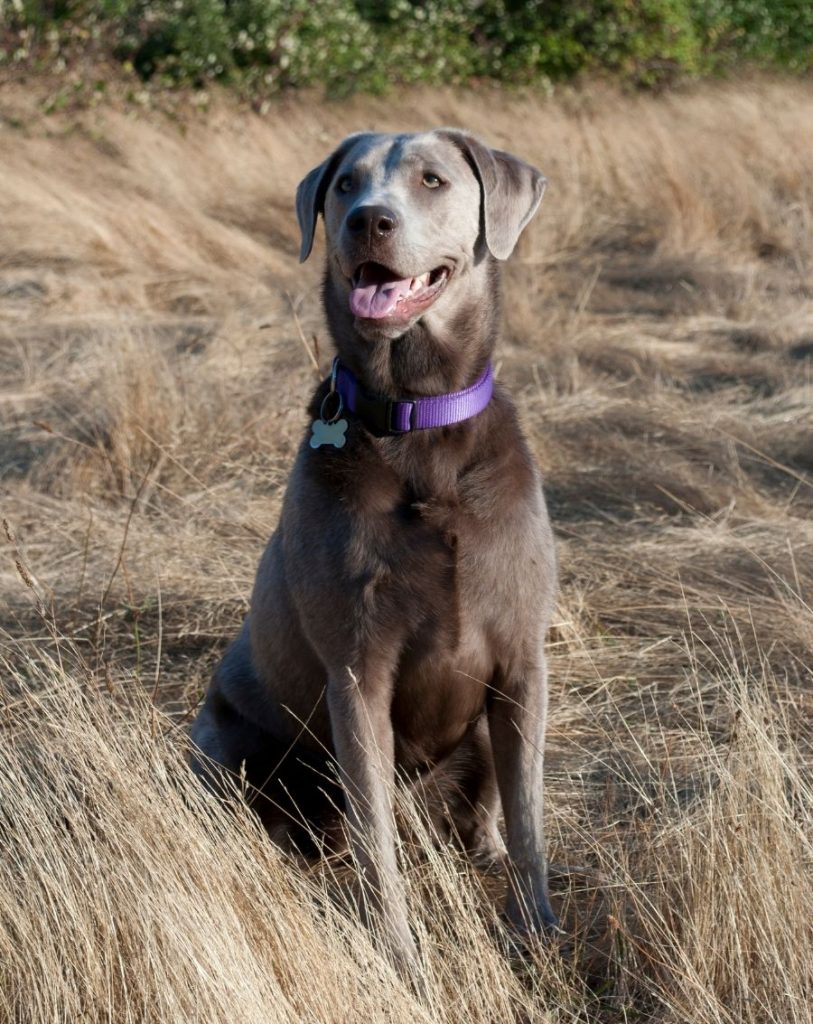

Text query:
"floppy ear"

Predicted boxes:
[[295, 133, 372, 263], [437, 130, 546, 261]]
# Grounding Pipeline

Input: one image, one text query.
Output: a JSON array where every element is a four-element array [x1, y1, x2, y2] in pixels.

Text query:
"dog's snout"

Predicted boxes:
[[347, 205, 399, 239]]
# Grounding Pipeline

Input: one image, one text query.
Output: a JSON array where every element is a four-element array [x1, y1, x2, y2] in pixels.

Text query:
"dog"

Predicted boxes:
[[190, 129, 558, 975]]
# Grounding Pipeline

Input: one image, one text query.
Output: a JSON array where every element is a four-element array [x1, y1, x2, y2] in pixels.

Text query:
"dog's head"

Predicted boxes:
[[296, 130, 545, 344]]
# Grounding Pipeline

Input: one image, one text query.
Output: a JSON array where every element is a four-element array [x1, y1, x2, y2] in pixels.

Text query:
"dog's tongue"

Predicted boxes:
[[349, 263, 412, 319]]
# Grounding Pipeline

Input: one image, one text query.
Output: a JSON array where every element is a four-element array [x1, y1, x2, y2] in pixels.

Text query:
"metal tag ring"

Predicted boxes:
[[319, 390, 344, 424]]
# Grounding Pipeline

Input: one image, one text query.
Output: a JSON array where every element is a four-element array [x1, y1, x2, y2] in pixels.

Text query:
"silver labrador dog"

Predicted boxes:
[[190, 129, 558, 974]]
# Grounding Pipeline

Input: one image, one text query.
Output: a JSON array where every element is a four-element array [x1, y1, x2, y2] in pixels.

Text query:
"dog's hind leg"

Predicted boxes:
[[190, 624, 341, 850], [189, 622, 256, 789], [454, 716, 507, 871], [416, 716, 506, 871], [191, 688, 345, 851]]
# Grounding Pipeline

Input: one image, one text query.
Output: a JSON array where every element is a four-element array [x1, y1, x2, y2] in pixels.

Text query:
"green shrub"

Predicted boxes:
[[1, 0, 811, 90], [690, 0, 813, 72], [227, 0, 379, 92], [104, 2, 235, 82]]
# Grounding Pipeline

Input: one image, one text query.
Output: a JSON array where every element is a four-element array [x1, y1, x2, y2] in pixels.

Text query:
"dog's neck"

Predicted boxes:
[[322, 260, 501, 399]]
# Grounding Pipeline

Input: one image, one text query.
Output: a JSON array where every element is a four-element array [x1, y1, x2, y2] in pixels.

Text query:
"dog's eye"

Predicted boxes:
[[337, 175, 353, 194], [422, 172, 443, 189]]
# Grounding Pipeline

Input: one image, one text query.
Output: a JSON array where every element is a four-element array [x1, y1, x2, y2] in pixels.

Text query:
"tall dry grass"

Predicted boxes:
[[1, 75, 812, 1021]]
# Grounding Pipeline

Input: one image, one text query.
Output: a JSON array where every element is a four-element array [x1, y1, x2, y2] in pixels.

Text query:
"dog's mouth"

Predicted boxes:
[[348, 261, 451, 321]]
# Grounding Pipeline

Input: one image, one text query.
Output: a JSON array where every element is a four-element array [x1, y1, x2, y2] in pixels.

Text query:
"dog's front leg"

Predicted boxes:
[[489, 653, 558, 936], [326, 664, 418, 975]]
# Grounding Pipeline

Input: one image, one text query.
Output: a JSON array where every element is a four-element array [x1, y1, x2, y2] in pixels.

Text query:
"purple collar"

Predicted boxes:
[[333, 359, 494, 435]]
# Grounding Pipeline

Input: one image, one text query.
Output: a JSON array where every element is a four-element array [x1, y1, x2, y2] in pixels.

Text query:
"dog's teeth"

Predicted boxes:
[[404, 273, 430, 296]]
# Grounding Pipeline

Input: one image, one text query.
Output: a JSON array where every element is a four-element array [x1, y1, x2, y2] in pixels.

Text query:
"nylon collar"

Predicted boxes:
[[332, 359, 494, 435]]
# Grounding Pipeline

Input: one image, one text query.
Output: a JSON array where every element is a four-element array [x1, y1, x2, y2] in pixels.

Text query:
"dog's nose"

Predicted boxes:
[[346, 205, 398, 239]]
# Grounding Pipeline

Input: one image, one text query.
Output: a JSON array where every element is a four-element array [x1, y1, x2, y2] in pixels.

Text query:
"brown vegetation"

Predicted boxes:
[[1, 77, 812, 1022]]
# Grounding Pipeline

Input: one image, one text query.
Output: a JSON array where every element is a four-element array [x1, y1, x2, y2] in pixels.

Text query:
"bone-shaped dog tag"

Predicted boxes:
[[310, 417, 348, 449]]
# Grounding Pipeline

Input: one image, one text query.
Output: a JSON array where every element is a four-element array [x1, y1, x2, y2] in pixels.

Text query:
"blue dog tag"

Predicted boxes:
[[310, 417, 348, 449]]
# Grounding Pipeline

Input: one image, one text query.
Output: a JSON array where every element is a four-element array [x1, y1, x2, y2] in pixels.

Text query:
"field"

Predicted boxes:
[[1, 75, 813, 1022]]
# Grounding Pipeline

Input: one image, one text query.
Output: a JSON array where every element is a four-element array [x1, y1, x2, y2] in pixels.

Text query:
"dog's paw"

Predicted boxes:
[[467, 834, 508, 875], [497, 912, 568, 965]]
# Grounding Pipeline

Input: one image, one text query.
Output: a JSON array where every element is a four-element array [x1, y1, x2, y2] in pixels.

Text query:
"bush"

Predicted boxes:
[[0, 0, 811, 90], [690, 0, 813, 72]]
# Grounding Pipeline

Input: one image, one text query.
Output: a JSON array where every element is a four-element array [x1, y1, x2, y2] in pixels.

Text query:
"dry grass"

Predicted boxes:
[[1, 75, 812, 1022]]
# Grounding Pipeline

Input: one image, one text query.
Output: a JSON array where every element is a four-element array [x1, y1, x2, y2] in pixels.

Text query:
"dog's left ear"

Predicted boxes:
[[437, 130, 546, 261], [296, 133, 373, 263]]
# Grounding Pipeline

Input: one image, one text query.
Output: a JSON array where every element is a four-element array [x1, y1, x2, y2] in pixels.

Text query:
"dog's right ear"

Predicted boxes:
[[296, 133, 371, 263]]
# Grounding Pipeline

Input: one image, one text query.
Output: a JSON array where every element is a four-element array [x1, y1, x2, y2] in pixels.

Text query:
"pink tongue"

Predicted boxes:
[[349, 270, 412, 319]]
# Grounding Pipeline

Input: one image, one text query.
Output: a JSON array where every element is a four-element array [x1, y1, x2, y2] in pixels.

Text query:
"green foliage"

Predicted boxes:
[[1, 0, 811, 90], [104, 2, 235, 81], [226, 0, 379, 92], [690, 0, 813, 72]]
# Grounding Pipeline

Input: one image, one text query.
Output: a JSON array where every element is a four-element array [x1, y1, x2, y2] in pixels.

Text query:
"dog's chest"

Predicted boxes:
[[386, 531, 487, 762], [381, 494, 531, 749], [393, 554, 541, 770], [363, 468, 541, 643]]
